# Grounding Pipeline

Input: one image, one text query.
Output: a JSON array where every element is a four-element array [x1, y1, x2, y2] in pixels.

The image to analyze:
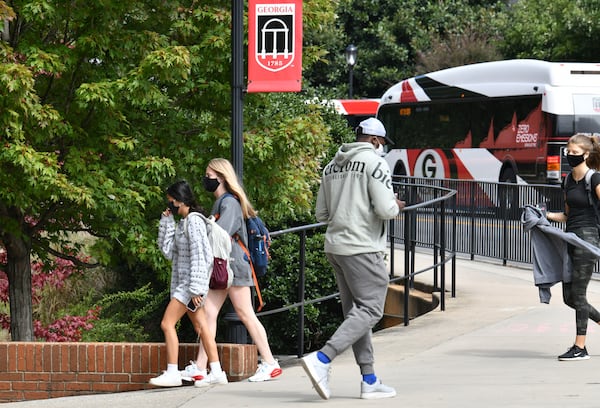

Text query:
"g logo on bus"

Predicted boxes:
[[414, 149, 446, 179], [422, 154, 437, 177]]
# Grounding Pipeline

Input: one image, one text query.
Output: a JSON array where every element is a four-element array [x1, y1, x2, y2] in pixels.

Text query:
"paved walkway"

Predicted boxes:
[[6, 252, 600, 407]]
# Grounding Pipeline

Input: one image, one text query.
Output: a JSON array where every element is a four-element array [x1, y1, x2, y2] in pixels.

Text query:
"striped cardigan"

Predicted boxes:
[[158, 213, 212, 305]]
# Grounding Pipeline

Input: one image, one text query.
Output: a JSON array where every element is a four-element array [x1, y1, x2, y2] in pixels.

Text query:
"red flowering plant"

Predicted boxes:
[[0, 250, 100, 342]]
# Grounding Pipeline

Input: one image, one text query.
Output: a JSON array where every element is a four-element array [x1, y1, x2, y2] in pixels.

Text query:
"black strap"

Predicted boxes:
[[583, 169, 600, 226]]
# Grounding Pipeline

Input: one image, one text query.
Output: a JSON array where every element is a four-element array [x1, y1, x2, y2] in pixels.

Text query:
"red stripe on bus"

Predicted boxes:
[[337, 99, 379, 115], [400, 80, 417, 103]]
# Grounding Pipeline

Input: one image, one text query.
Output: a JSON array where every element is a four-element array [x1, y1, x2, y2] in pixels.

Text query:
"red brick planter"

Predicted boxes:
[[0, 342, 257, 402]]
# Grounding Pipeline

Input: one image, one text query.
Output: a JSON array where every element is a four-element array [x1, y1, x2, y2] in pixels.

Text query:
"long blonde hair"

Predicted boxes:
[[207, 158, 257, 219]]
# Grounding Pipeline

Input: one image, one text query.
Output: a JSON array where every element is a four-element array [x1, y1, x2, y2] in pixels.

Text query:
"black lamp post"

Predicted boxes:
[[225, 0, 249, 345], [231, 0, 243, 180], [345, 44, 358, 98]]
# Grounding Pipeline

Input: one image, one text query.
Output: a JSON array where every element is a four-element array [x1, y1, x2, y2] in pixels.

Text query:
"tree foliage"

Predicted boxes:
[[499, 0, 600, 61], [1, 0, 184, 340], [305, 0, 506, 99], [0, 0, 339, 341]]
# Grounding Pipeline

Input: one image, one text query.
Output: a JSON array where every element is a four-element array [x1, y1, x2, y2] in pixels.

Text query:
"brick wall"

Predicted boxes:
[[0, 342, 257, 403]]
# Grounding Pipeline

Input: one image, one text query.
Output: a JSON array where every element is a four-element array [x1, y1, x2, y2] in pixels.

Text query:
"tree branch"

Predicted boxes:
[[32, 237, 101, 269], [30, 202, 59, 234]]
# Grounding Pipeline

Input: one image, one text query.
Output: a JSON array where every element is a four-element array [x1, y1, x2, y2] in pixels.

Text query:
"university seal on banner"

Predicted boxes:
[[253, 3, 296, 73]]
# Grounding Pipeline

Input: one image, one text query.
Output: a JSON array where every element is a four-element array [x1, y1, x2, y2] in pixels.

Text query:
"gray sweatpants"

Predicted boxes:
[[320, 252, 389, 375]]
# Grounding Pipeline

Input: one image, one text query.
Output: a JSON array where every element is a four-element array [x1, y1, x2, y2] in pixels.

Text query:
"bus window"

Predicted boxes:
[[553, 114, 575, 136], [575, 115, 600, 134]]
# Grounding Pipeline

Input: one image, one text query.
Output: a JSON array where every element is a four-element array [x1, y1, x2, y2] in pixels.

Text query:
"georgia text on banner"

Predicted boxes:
[[247, 0, 302, 93]]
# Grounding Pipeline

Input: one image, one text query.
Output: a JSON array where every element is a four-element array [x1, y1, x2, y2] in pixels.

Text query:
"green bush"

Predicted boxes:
[[82, 284, 166, 342], [259, 231, 343, 355]]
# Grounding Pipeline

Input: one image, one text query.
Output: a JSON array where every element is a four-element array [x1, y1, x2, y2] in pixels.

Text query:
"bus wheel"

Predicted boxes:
[[498, 168, 519, 218]]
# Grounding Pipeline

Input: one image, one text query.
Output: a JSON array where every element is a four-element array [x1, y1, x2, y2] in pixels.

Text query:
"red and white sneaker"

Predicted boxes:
[[180, 360, 206, 382], [248, 360, 282, 382], [194, 370, 228, 387]]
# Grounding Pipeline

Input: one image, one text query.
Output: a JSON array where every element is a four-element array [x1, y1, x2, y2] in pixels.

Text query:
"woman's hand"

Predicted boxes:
[[191, 295, 204, 307]]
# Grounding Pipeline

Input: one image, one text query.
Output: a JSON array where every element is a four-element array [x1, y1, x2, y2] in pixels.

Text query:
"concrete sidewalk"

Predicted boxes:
[[6, 253, 600, 407]]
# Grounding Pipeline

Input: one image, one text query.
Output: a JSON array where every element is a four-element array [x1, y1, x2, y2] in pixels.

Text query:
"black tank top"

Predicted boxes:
[[563, 171, 600, 231]]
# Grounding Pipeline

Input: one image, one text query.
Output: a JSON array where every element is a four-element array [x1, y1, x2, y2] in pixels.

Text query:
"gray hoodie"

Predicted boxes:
[[521, 205, 600, 303], [316, 142, 400, 256]]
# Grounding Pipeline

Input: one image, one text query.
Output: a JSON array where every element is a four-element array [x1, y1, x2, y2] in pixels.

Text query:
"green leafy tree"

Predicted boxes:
[[499, 0, 600, 61], [414, 3, 505, 74], [1, 0, 341, 341], [0, 0, 184, 340], [305, 0, 507, 99]]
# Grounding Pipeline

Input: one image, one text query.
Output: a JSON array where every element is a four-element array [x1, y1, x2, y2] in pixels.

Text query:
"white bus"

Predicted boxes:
[[378, 59, 600, 188]]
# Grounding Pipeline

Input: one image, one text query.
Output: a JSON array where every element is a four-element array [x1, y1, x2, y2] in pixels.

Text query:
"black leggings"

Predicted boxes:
[[563, 227, 600, 336]]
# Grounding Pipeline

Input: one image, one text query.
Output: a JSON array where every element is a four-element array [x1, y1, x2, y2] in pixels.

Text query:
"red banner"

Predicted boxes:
[[247, 0, 302, 93]]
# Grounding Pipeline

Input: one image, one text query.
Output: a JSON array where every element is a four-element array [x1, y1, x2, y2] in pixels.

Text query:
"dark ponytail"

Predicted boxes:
[[166, 180, 203, 213], [588, 135, 600, 171]]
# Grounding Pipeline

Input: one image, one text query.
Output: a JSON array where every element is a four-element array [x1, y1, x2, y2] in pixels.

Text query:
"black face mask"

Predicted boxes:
[[167, 201, 180, 215], [567, 154, 586, 168], [203, 176, 220, 193]]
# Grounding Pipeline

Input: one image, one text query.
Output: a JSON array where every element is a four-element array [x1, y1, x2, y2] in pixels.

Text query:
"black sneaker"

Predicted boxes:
[[558, 345, 590, 361]]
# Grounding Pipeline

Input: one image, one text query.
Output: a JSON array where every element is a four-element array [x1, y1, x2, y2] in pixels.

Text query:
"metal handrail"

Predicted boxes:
[[257, 182, 458, 357], [390, 182, 457, 324]]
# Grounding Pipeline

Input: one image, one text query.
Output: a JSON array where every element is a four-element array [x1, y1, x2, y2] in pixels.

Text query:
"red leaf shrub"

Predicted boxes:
[[0, 250, 100, 341]]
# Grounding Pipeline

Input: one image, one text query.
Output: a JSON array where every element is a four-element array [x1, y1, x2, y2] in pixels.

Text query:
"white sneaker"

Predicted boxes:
[[149, 371, 182, 387], [180, 360, 207, 381], [194, 370, 228, 387], [300, 352, 331, 400], [360, 379, 397, 399], [248, 360, 283, 382]]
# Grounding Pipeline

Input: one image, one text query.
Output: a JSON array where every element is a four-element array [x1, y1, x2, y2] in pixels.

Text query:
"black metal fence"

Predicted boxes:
[[253, 177, 570, 356], [387, 181, 457, 324], [259, 181, 458, 357], [393, 176, 564, 265]]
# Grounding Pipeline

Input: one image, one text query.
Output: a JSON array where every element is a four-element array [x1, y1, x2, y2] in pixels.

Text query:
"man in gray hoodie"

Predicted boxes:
[[301, 117, 405, 400]]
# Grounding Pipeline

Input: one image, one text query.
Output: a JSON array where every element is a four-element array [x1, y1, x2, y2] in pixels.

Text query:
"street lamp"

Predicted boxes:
[[345, 44, 358, 98]]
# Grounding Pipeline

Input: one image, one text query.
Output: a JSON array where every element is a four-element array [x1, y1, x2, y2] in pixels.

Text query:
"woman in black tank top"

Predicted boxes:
[[547, 133, 600, 361]]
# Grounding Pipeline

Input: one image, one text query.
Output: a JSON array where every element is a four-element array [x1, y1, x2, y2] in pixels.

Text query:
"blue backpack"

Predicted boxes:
[[218, 193, 271, 277], [245, 215, 271, 277]]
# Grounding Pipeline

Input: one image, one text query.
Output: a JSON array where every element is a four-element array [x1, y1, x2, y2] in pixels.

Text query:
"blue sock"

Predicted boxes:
[[317, 351, 331, 364], [362, 373, 377, 385]]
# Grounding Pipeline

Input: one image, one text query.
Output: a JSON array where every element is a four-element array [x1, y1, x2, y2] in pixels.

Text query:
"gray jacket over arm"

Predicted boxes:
[[521, 205, 600, 303]]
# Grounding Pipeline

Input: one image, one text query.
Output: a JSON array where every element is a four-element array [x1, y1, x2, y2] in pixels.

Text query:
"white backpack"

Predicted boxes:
[[186, 212, 233, 289]]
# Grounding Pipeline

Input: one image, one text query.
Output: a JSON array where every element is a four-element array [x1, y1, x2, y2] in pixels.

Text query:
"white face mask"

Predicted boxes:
[[375, 143, 386, 157]]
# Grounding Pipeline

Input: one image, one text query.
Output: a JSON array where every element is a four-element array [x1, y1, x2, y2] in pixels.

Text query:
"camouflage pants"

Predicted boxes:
[[563, 226, 600, 336]]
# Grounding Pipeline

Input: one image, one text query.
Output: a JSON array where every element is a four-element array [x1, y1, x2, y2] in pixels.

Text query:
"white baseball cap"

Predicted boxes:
[[356, 117, 393, 145]]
